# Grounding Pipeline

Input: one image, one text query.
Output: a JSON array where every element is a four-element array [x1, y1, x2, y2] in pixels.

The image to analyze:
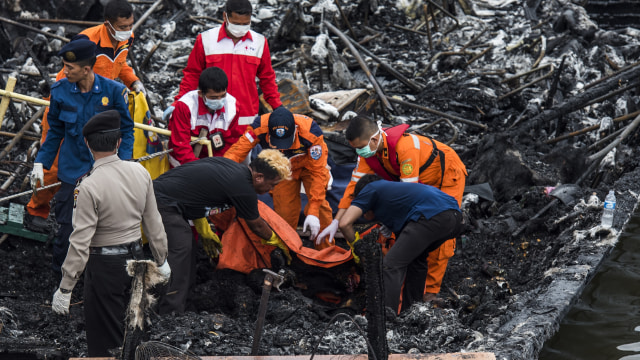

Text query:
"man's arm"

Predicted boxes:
[[59, 185, 98, 290], [396, 137, 423, 183], [176, 35, 206, 102], [245, 216, 274, 240], [115, 86, 134, 160], [168, 102, 199, 164], [337, 157, 375, 213], [338, 205, 363, 244], [256, 39, 282, 110], [35, 90, 64, 169], [223, 126, 259, 163], [118, 37, 139, 88], [304, 132, 330, 218], [140, 172, 168, 265]]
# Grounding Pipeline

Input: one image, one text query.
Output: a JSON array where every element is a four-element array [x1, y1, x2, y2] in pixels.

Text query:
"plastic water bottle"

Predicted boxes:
[[601, 190, 616, 229]]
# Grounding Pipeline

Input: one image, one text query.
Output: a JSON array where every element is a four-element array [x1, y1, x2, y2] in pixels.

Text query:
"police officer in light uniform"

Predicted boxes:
[[51, 110, 170, 357], [30, 36, 135, 275]]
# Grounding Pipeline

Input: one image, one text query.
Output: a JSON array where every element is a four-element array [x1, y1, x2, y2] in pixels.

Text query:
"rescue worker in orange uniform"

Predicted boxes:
[[224, 107, 334, 249], [318, 115, 467, 301], [25, 0, 145, 228]]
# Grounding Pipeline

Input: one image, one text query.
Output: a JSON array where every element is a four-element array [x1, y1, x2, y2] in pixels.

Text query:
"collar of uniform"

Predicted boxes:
[[70, 73, 103, 94], [197, 96, 224, 117], [92, 154, 120, 168], [218, 22, 253, 43]]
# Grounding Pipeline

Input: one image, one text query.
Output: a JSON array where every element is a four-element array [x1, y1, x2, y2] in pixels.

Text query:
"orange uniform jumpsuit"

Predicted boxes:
[[339, 126, 467, 295], [224, 113, 334, 248], [26, 24, 139, 219]]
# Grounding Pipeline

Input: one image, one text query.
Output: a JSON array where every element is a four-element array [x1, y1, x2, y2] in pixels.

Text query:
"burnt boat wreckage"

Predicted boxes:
[[1, 0, 640, 358]]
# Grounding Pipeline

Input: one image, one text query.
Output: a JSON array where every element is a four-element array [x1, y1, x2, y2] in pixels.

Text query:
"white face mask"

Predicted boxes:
[[204, 97, 225, 111], [225, 14, 250, 38], [107, 21, 132, 42]]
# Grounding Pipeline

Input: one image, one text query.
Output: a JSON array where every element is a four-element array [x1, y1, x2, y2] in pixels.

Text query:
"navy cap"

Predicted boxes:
[[268, 106, 295, 149], [58, 34, 96, 63], [83, 110, 120, 137]]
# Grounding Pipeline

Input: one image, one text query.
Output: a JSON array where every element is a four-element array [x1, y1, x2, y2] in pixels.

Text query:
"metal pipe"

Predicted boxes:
[[386, 96, 488, 130], [18, 17, 101, 26], [324, 21, 395, 114], [0, 107, 45, 161], [131, 0, 163, 34], [498, 64, 554, 101], [0, 16, 70, 42]]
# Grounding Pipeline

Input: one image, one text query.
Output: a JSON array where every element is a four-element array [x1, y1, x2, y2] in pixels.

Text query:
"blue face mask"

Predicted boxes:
[[355, 130, 380, 158], [204, 97, 225, 111]]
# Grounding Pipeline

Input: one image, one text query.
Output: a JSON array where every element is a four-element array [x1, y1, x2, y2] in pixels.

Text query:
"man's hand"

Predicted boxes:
[[316, 219, 339, 246], [30, 163, 44, 193], [162, 106, 175, 122], [52, 288, 71, 315], [193, 217, 222, 258], [261, 231, 292, 264], [302, 215, 320, 241], [347, 232, 361, 264], [131, 80, 146, 96], [158, 260, 171, 282]]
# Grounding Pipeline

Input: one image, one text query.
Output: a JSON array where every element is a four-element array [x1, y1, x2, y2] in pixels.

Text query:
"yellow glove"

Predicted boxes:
[[261, 231, 292, 265], [347, 232, 361, 264], [193, 217, 222, 258]]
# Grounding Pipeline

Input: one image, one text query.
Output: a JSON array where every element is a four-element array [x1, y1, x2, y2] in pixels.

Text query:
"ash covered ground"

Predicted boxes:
[[2, 0, 640, 359]]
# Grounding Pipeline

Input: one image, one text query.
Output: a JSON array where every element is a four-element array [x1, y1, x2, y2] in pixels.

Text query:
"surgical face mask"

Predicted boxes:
[[355, 130, 380, 158], [107, 21, 132, 42], [225, 14, 250, 38], [204, 97, 225, 111]]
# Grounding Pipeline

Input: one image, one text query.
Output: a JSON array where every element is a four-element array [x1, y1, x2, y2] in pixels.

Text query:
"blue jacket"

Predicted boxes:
[[36, 74, 134, 184]]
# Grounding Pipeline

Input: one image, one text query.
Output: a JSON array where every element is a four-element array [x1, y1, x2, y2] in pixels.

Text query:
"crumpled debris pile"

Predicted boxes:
[[1, 0, 640, 359]]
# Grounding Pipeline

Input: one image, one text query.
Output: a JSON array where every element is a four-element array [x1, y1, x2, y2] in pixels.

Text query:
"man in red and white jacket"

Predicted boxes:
[[168, 67, 242, 167], [167, 0, 281, 127]]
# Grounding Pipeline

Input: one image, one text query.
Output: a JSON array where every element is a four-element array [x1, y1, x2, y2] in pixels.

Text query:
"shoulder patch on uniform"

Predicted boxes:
[[73, 188, 79, 209], [309, 145, 322, 160], [122, 88, 129, 105], [402, 163, 414, 175]]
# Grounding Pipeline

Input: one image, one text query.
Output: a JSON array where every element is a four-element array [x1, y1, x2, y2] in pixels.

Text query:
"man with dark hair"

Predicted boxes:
[[167, 66, 242, 166], [26, 0, 144, 229], [320, 114, 467, 302], [30, 37, 134, 275], [153, 149, 291, 314], [164, 0, 281, 127], [338, 174, 463, 313], [51, 110, 169, 357], [225, 106, 334, 249]]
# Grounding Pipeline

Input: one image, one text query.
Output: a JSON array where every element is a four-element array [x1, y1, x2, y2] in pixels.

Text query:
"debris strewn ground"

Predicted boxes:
[[1, 0, 640, 359]]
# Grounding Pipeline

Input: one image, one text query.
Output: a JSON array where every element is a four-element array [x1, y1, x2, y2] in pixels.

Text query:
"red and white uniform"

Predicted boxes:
[[176, 24, 282, 126], [168, 90, 240, 167]]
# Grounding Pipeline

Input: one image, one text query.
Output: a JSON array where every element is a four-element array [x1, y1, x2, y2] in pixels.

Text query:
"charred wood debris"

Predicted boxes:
[[2, 0, 640, 359]]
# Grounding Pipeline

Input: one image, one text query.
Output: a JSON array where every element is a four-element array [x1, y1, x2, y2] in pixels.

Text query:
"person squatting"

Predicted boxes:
[[29, 0, 468, 355]]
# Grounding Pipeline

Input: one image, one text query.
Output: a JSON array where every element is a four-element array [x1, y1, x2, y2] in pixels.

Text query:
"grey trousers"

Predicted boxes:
[[383, 210, 463, 312], [157, 205, 197, 315]]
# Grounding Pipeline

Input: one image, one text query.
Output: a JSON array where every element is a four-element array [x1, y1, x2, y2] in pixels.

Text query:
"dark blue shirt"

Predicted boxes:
[[35, 74, 134, 184], [351, 180, 460, 234]]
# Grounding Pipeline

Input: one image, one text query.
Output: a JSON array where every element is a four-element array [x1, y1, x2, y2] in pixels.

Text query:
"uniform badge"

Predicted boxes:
[[402, 163, 414, 175], [73, 188, 79, 209], [65, 51, 76, 61], [310, 145, 322, 160], [121, 88, 129, 105], [101, 97, 109, 106]]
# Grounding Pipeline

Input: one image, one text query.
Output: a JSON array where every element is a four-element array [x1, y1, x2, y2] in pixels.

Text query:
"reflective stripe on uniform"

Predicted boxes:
[[409, 134, 421, 149], [401, 176, 419, 182], [244, 132, 255, 142], [239, 115, 257, 125]]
